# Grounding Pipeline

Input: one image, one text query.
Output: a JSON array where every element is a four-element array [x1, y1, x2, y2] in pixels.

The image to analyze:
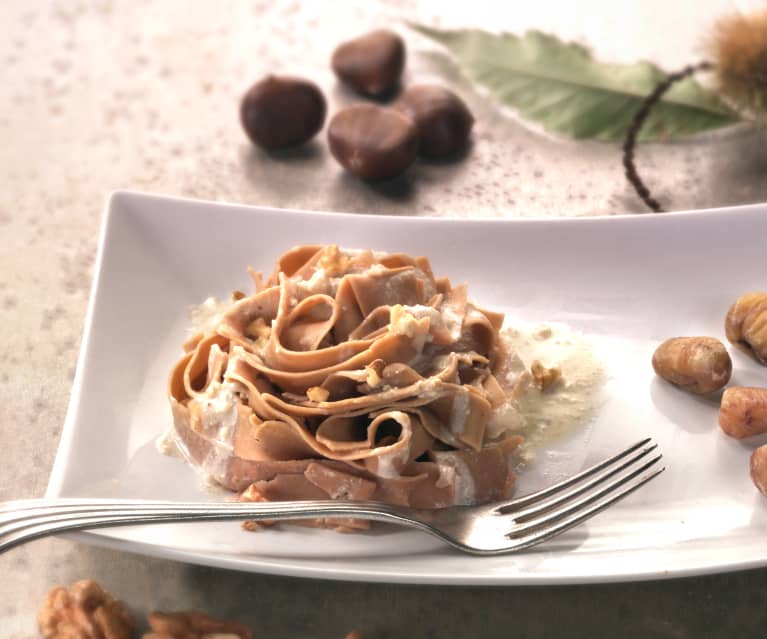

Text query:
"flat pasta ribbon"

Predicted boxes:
[[167, 245, 525, 520]]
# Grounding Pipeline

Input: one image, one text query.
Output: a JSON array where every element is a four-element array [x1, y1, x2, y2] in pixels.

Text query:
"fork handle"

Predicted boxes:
[[0, 498, 423, 554]]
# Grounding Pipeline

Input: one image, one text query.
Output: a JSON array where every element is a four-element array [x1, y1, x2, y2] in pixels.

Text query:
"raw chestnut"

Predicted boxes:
[[395, 84, 474, 158], [240, 75, 326, 150], [651, 336, 732, 394], [331, 29, 405, 97], [327, 104, 418, 181]]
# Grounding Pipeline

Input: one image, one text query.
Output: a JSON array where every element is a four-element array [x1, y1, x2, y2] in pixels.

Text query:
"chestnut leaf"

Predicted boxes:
[[409, 25, 741, 141]]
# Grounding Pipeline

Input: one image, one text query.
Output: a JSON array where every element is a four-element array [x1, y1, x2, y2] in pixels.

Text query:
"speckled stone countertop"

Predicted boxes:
[[2, 0, 767, 636]]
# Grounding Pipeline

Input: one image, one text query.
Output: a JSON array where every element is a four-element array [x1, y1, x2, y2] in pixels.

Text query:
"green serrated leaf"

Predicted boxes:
[[410, 24, 741, 141]]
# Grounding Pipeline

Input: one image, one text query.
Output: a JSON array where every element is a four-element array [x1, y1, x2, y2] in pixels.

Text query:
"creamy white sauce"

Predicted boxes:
[[434, 462, 454, 489], [342, 247, 389, 259], [155, 426, 182, 457], [440, 303, 464, 341], [200, 440, 235, 485], [486, 401, 525, 439], [188, 296, 233, 335], [498, 321, 605, 461], [197, 381, 239, 444], [389, 306, 421, 338], [293, 267, 342, 298], [448, 387, 470, 435], [375, 443, 410, 479], [451, 455, 477, 504], [400, 304, 442, 322], [434, 452, 477, 505], [327, 477, 357, 500], [199, 384, 237, 431], [389, 305, 432, 358]]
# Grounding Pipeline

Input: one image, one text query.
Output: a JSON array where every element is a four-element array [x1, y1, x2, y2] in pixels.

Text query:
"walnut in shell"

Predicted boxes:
[[725, 292, 767, 365], [38, 579, 134, 639]]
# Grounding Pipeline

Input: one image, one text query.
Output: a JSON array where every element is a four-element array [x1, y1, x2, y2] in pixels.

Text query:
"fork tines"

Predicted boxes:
[[499, 438, 664, 546]]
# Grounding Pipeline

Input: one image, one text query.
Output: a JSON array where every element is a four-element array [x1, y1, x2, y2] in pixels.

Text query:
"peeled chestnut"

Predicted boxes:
[[725, 292, 767, 365], [331, 29, 405, 97], [240, 75, 326, 150], [652, 336, 732, 394], [327, 104, 418, 181], [395, 84, 474, 158]]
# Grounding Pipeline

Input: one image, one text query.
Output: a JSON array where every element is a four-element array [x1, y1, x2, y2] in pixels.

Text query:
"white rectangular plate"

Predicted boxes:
[[47, 191, 767, 585]]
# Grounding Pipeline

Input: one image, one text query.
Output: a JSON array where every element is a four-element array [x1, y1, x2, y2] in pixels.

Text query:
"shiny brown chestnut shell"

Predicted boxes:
[[327, 104, 418, 181], [240, 75, 326, 150], [331, 29, 405, 98], [395, 84, 474, 158]]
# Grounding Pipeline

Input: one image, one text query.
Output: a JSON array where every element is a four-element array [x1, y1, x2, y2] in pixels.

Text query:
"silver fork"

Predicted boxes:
[[0, 438, 662, 556]]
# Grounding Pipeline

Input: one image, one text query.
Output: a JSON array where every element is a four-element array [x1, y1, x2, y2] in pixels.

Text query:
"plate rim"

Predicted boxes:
[[105, 188, 767, 226], [58, 529, 766, 585]]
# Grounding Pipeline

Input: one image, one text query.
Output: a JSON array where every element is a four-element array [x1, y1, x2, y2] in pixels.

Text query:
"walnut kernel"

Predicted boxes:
[[725, 291, 767, 365], [530, 360, 561, 391], [240, 484, 277, 529], [652, 336, 732, 394], [38, 579, 134, 639], [307, 386, 330, 402], [245, 317, 271, 340], [718, 386, 767, 438], [365, 359, 385, 388]]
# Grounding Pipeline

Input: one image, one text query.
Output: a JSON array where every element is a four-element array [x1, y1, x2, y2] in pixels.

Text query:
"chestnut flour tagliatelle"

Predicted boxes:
[[167, 245, 533, 529]]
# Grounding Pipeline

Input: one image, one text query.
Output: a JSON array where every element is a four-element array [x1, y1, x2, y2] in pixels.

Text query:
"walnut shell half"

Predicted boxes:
[[725, 291, 767, 365]]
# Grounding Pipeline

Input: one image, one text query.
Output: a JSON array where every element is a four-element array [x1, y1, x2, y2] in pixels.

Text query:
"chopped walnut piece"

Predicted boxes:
[[345, 632, 363, 639], [365, 359, 385, 388], [533, 325, 553, 340], [38, 579, 134, 639], [530, 360, 562, 391], [231, 289, 246, 301], [240, 485, 267, 501], [317, 245, 350, 276], [240, 484, 276, 529], [307, 385, 330, 402], [144, 610, 252, 639], [245, 317, 271, 340]]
